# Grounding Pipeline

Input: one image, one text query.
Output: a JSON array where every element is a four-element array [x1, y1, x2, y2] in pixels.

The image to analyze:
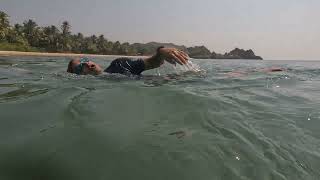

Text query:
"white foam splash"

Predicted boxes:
[[170, 59, 203, 73]]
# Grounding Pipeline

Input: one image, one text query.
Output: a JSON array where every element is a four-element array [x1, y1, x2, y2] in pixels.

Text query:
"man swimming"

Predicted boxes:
[[67, 47, 189, 75]]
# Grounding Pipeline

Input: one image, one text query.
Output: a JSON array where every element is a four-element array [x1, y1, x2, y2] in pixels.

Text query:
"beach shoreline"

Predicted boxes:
[[0, 51, 146, 58]]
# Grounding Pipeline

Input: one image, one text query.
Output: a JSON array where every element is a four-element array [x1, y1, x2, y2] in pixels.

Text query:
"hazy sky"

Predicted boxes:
[[1, 0, 319, 60]]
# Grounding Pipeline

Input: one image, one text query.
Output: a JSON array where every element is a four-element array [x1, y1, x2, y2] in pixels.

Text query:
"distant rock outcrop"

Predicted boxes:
[[222, 48, 262, 60], [131, 42, 188, 55], [184, 46, 263, 60], [131, 42, 263, 60], [186, 46, 212, 59]]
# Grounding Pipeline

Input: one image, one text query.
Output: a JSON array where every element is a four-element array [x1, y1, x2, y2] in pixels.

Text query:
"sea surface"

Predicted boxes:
[[0, 56, 320, 180]]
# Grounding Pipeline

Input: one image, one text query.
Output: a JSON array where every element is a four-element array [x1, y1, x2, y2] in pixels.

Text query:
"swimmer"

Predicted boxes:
[[227, 67, 284, 77], [67, 47, 189, 75]]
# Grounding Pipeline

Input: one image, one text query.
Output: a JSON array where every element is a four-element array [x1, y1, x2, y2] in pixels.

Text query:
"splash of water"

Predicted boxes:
[[171, 59, 203, 74]]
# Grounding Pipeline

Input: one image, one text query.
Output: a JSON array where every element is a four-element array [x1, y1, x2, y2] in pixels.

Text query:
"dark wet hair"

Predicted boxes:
[[67, 59, 75, 73]]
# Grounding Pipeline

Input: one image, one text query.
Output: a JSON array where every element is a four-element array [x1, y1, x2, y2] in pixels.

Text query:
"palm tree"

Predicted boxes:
[[90, 35, 97, 44], [112, 41, 121, 55], [97, 34, 108, 54], [84, 35, 98, 54], [60, 21, 71, 51], [61, 21, 71, 35], [70, 32, 84, 53], [119, 42, 130, 55], [23, 19, 40, 46], [50, 25, 60, 51], [43, 25, 60, 51], [0, 11, 10, 41], [14, 24, 24, 36], [0, 11, 146, 55], [6, 27, 28, 45]]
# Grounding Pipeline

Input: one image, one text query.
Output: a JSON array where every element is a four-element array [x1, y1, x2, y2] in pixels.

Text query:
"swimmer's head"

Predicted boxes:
[[67, 58, 103, 75]]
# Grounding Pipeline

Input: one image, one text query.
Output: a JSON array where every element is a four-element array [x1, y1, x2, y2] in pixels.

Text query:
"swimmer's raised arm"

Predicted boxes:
[[143, 47, 189, 70]]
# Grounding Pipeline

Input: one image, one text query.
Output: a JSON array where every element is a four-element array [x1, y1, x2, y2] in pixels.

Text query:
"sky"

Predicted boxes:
[[1, 0, 319, 60]]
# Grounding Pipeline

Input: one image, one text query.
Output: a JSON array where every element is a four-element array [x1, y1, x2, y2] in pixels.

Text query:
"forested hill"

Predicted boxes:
[[133, 42, 262, 60], [0, 11, 262, 60]]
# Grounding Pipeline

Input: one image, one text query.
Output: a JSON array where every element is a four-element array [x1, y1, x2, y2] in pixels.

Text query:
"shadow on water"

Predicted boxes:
[[0, 150, 76, 180], [95, 70, 206, 87], [0, 60, 14, 66], [0, 84, 49, 103], [0, 129, 114, 180], [142, 70, 206, 87], [0, 125, 184, 180]]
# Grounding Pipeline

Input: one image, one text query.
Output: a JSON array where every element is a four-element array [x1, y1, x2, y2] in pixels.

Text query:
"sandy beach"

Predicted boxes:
[[0, 51, 145, 58]]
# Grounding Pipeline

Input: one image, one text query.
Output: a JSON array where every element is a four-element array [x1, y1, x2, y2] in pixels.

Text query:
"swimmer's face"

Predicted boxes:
[[67, 59, 103, 75]]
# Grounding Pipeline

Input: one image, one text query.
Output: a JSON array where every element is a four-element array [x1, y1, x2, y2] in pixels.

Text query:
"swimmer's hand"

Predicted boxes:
[[143, 48, 189, 70], [159, 48, 189, 66]]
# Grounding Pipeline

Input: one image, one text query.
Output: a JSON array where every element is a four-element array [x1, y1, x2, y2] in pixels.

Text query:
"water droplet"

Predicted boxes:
[[236, 156, 240, 160], [276, 85, 280, 88], [308, 118, 311, 121]]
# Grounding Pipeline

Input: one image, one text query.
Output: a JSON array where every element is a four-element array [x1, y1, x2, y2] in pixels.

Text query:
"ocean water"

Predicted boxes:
[[0, 56, 320, 180]]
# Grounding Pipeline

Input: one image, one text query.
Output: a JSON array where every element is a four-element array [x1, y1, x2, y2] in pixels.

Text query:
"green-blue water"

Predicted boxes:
[[1, 56, 320, 180]]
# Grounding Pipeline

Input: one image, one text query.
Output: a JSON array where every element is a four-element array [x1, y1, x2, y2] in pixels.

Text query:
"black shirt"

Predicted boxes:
[[104, 58, 145, 75]]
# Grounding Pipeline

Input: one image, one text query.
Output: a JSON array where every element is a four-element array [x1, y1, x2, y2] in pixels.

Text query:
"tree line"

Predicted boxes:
[[0, 11, 262, 59], [0, 11, 143, 55]]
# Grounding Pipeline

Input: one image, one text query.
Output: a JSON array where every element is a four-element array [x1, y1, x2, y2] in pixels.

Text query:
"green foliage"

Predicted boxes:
[[60, 21, 71, 51], [6, 28, 28, 45], [221, 48, 263, 60], [131, 42, 188, 55], [0, 11, 263, 60], [23, 19, 40, 46], [41, 25, 60, 52], [0, 42, 39, 52], [187, 46, 212, 59], [0, 11, 10, 41]]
